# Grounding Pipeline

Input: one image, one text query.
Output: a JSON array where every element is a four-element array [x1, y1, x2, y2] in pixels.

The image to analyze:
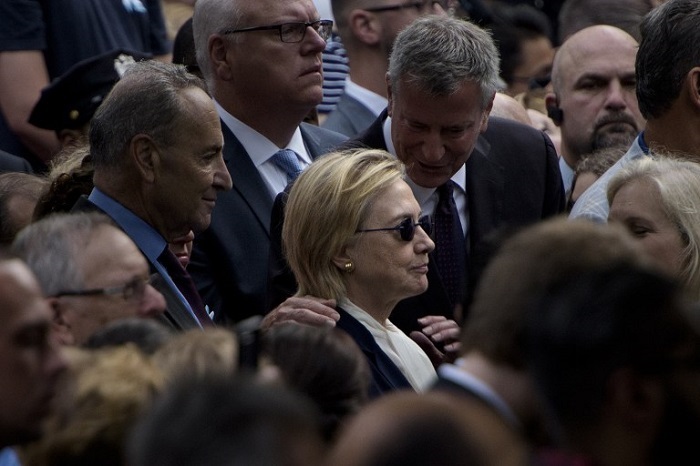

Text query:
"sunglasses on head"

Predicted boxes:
[[356, 215, 432, 241]]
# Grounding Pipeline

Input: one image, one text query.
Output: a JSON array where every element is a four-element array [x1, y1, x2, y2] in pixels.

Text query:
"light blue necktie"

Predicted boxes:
[[271, 149, 304, 182]]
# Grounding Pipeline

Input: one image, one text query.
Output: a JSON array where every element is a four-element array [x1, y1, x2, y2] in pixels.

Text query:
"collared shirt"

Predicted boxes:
[[383, 116, 469, 236], [88, 188, 203, 327], [569, 133, 650, 223], [438, 359, 520, 428], [215, 101, 313, 198], [344, 78, 388, 117], [340, 297, 436, 391], [559, 156, 575, 197]]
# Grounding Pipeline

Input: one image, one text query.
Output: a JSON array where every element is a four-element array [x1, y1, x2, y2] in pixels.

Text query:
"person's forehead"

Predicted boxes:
[[0, 265, 50, 335], [395, 78, 484, 119], [558, 36, 636, 79], [81, 227, 149, 277]]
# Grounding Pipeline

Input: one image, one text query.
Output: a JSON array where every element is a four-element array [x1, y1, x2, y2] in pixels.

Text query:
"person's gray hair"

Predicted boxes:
[[607, 155, 700, 301], [636, 0, 700, 120], [388, 16, 500, 108], [193, 0, 244, 85], [11, 212, 117, 297], [89, 60, 208, 169]]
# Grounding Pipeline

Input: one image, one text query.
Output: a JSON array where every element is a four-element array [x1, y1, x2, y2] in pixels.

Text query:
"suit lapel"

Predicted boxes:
[[221, 123, 275, 237], [347, 110, 389, 151], [466, 134, 504, 253]]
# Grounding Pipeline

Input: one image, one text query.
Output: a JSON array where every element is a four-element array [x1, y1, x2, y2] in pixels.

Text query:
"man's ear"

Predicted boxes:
[[686, 66, 700, 112], [130, 134, 160, 184], [480, 93, 495, 133], [349, 9, 381, 46], [47, 297, 74, 346], [209, 35, 234, 81], [545, 93, 563, 126]]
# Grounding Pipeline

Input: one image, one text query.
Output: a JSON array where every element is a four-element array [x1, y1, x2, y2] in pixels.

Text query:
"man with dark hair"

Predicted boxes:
[[527, 264, 700, 464], [73, 60, 232, 330], [571, 0, 700, 222]]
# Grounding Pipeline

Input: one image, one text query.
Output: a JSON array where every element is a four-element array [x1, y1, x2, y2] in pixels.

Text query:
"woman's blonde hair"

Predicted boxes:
[[283, 149, 404, 299], [608, 155, 700, 300]]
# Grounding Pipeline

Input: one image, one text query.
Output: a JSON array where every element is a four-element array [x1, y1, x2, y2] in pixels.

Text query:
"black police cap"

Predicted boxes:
[[29, 49, 151, 132]]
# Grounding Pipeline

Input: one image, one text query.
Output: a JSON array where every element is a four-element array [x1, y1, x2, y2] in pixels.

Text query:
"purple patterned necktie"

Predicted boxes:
[[158, 247, 213, 327], [433, 181, 466, 306]]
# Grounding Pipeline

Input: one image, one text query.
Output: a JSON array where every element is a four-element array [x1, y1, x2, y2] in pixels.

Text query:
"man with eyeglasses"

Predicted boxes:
[[11, 213, 168, 346], [189, 0, 347, 325], [321, 0, 447, 137], [545, 25, 644, 196]]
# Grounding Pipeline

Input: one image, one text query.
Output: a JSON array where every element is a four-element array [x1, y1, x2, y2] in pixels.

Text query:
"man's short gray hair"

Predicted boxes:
[[11, 213, 117, 297], [388, 16, 501, 108], [89, 60, 208, 169]]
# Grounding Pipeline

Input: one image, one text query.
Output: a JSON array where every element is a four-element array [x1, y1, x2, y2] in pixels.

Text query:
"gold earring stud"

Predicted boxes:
[[344, 262, 354, 273]]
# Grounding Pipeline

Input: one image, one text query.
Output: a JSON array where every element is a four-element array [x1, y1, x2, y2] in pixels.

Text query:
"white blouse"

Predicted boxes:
[[340, 297, 436, 391]]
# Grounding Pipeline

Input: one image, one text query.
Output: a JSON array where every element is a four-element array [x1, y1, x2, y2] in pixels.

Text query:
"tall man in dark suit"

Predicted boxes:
[[73, 60, 232, 330], [266, 16, 564, 337], [189, 0, 347, 325]]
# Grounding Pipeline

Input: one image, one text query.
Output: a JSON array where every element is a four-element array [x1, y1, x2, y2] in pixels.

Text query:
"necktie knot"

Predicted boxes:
[[271, 149, 303, 182], [437, 181, 456, 214]]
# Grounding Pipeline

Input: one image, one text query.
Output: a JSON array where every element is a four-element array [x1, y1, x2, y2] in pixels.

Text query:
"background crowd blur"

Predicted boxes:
[[2, 1, 700, 466]]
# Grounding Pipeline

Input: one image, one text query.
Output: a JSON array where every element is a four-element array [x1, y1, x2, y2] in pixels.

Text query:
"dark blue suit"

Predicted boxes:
[[189, 122, 347, 324]]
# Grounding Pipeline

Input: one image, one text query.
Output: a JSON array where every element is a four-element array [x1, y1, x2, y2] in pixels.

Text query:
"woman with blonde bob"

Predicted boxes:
[[283, 149, 438, 397], [608, 156, 700, 301]]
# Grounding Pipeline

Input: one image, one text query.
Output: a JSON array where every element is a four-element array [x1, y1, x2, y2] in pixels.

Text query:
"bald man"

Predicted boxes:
[[545, 25, 645, 194]]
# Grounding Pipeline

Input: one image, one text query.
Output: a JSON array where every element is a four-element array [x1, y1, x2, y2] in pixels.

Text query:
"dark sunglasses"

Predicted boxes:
[[356, 215, 432, 241]]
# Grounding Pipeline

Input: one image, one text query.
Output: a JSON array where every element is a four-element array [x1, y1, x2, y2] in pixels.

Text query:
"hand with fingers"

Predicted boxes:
[[261, 295, 339, 331], [410, 315, 462, 368]]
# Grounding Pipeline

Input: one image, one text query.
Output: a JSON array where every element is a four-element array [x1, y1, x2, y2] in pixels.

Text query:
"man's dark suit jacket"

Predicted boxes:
[[0, 149, 32, 173], [71, 196, 201, 331], [336, 307, 413, 398], [321, 93, 376, 138], [188, 122, 347, 324], [269, 112, 565, 334]]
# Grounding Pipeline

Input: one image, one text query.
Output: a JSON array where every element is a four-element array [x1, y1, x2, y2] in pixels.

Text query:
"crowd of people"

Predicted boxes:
[[1, 0, 700, 465]]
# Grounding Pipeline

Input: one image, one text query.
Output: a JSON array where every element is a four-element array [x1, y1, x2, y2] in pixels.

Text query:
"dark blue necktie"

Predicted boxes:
[[433, 181, 466, 306]]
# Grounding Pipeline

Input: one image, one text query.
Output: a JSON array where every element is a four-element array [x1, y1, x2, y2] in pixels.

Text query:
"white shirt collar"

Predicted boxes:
[[215, 100, 312, 166]]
